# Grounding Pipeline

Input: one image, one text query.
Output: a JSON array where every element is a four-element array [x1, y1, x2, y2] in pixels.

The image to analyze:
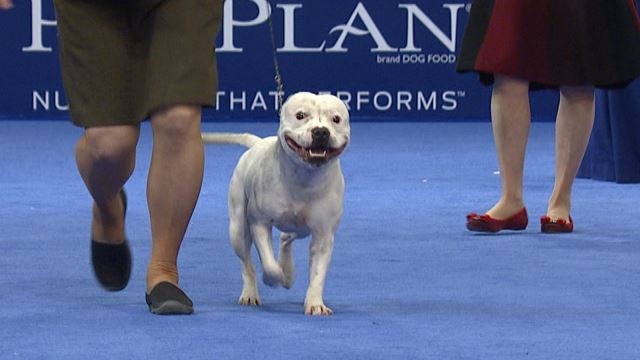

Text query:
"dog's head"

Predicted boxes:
[[278, 92, 350, 168]]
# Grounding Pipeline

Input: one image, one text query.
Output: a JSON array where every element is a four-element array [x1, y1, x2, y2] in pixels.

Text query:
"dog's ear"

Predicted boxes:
[[285, 92, 315, 102], [280, 94, 295, 117], [282, 92, 317, 109], [281, 92, 314, 120], [318, 94, 350, 122]]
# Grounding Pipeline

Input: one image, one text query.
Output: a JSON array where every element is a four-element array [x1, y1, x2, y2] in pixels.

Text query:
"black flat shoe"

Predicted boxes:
[[145, 282, 194, 315], [91, 190, 132, 291]]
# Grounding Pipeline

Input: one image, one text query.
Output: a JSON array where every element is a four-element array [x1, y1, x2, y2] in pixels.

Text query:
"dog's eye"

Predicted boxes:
[[295, 111, 306, 120], [332, 115, 341, 124]]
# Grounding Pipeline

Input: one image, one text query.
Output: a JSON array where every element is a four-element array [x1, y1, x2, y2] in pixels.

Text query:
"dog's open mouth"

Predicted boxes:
[[285, 135, 345, 165]]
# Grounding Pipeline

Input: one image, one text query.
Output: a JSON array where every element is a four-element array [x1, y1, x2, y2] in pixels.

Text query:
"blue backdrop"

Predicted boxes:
[[0, 0, 561, 121]]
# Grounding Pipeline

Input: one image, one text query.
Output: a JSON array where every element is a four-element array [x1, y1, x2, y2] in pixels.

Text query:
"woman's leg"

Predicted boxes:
[[485, 75, 531, 219], [547, 86, 595, 220], [76, 125, 140, 243], [146, 104, 204, 293]]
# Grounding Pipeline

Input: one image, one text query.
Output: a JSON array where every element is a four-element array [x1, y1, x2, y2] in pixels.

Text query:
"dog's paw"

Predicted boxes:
[[281, 273, 294, 289], [238, 291, 261, 306], [304, 303, 333, 316], [262, 265, 285, 287], [279, 260, 295, 289]]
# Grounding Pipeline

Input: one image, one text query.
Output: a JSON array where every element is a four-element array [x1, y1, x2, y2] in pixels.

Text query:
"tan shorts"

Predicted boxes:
[[54, 0, 223, 127]]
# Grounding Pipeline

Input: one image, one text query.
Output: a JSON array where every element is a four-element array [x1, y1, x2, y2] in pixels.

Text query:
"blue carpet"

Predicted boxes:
[[0, 121, 639, 359]]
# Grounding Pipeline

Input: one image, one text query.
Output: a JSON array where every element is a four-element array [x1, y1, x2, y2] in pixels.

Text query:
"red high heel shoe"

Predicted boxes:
[[466, 208, 528, 233], [540, 216, 573, 233]]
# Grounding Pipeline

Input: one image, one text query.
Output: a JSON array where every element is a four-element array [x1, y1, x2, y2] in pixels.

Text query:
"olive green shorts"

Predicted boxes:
[[54, 0, 222, 127]]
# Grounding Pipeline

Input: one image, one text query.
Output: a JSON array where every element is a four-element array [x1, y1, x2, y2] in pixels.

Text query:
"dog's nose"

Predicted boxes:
[[311, 127, 330, 142]]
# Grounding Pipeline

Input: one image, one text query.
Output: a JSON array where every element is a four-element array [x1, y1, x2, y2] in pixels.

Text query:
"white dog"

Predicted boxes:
[[202, 92, 350, 315]]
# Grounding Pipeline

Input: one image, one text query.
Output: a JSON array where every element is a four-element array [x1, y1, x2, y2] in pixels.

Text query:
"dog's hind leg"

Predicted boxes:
[[250, 224, 285, 287], [278, 233, 296, 289]]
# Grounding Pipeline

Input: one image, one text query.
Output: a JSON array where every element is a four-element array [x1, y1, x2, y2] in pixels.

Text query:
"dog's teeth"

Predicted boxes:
[[309, 150, 327, 158]]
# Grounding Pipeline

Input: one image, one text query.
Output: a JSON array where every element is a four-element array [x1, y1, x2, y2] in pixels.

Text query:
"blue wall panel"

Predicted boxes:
[[0, 0, 559, 121]]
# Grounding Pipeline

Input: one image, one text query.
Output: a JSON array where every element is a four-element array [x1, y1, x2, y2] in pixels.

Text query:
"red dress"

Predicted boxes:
[[457, 0, 640, 88]]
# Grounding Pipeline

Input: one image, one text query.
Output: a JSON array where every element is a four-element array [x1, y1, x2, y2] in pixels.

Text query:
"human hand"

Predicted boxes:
[[0, 0, 14, 10]]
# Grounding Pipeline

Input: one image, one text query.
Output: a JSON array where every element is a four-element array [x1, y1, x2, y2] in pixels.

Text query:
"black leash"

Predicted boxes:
[[266, 0, 284, 114]]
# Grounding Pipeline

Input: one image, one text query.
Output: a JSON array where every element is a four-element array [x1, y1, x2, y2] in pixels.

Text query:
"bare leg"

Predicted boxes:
[[146, 105, 204, 292], [547, 86, 595, 220], [485, 75, 531, 219], [76, 126, 140, 243]]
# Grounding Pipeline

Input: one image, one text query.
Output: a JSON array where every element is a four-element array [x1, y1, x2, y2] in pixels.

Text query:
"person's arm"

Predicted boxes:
[[0, 0, 14, 10]]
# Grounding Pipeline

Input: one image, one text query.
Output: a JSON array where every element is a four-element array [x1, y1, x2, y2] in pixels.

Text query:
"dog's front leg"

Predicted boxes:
[[250, 223, 285, 287], [304, 232, 335, 315], [279, 232, 296, 289]]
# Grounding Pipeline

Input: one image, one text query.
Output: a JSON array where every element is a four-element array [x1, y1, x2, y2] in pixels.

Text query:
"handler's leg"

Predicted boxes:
[[547, 86, 595, 220], [77, 126, 139, 244], [77, 125, 139, 291], [146, 104, 204, 292], [486, 75, 531, 219]]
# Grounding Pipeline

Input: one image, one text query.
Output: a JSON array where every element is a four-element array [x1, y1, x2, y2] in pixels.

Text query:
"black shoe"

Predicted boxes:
[[145, 282, 194, 315], [91, 190, 132, 291]]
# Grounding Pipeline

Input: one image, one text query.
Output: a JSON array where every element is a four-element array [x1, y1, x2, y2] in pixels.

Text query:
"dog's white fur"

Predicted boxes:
[[202, 92, 350, 315]]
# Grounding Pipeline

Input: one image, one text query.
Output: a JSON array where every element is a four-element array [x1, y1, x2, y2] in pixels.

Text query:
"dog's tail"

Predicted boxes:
[[201, 132, 262, 148]]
